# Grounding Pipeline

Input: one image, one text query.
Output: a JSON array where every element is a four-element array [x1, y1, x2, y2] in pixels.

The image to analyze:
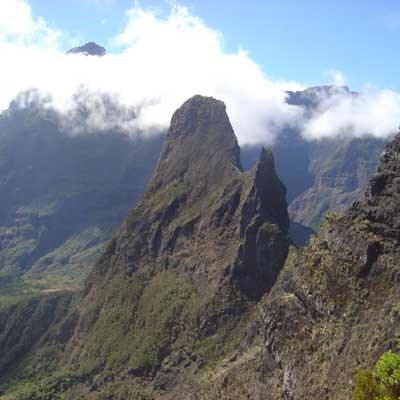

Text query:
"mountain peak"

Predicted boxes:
[[146, 95, 241, 194], [88, 96, 290, 305], [168, 95, 229, 138], [258, 146, 274, 166], [67, 42, 106, 56], [286, 85, 357, 109], [250, 146, 289, 234]]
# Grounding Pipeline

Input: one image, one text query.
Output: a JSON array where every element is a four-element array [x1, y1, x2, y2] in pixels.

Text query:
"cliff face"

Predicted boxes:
[[0, 96, 290, 398], [349, 133, 400, 239], [205, 133, 400, 400], [75, 96, 289, 383]]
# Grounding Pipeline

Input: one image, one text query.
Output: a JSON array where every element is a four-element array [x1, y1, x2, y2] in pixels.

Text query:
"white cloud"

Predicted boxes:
[[324, 69, 346, 86], [0, 2, 304, 144], [0, 1, 399, 144], [0, 0, 59, 46], [303, 86, 400, 139]]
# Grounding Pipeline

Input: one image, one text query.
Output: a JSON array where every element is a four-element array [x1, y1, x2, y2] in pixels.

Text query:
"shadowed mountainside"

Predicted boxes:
[[0, 101, 163, 304]]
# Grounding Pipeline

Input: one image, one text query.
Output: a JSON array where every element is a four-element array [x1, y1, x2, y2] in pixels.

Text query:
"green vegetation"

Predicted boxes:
[[80, 270, 199, 375], [354, 348, 400, 400], [127, 271, 199, 372], [0, 271, 201, 398], [196, 319, 246, 366], [318, 211, 343, 231]]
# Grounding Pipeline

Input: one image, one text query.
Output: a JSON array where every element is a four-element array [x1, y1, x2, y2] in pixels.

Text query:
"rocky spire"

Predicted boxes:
[[235, 146, 289, 299], [253, 147, 289, 233], [86, 95, 290, 302], [146, 95, 241, 195]]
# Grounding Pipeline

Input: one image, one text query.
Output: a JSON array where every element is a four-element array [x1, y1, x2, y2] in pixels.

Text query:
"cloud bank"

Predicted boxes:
[[303, 87, 400, 139], [0, 0, 399, 144], [0, 0, 59, 46]]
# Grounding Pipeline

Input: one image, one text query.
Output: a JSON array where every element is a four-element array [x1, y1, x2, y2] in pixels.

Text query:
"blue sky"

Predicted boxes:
[[28, 0, 400, 91], [1, 0, 400, 144]]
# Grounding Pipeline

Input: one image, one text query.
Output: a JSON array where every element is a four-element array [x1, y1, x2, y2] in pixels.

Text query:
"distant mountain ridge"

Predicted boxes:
[[284, 86, 385, 229], [242, 85, 385, 236], [286, 84, 357, 110], [0, 98, 163, 304]]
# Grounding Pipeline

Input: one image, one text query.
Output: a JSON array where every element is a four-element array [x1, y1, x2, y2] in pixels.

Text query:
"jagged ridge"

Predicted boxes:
[[210, 132, 400, 399]]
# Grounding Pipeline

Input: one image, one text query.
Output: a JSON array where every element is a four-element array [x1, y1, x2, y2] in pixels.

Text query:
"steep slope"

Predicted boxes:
[[0, 95, 290, 399], [201, 132, 400, 399], [0, 100, 163, 303]]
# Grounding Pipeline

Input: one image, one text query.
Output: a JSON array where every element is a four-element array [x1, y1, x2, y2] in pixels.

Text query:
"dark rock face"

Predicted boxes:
[[350, 134, 400, 240], [67, 42, 106, 56], [235, 148, 289, 299]]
